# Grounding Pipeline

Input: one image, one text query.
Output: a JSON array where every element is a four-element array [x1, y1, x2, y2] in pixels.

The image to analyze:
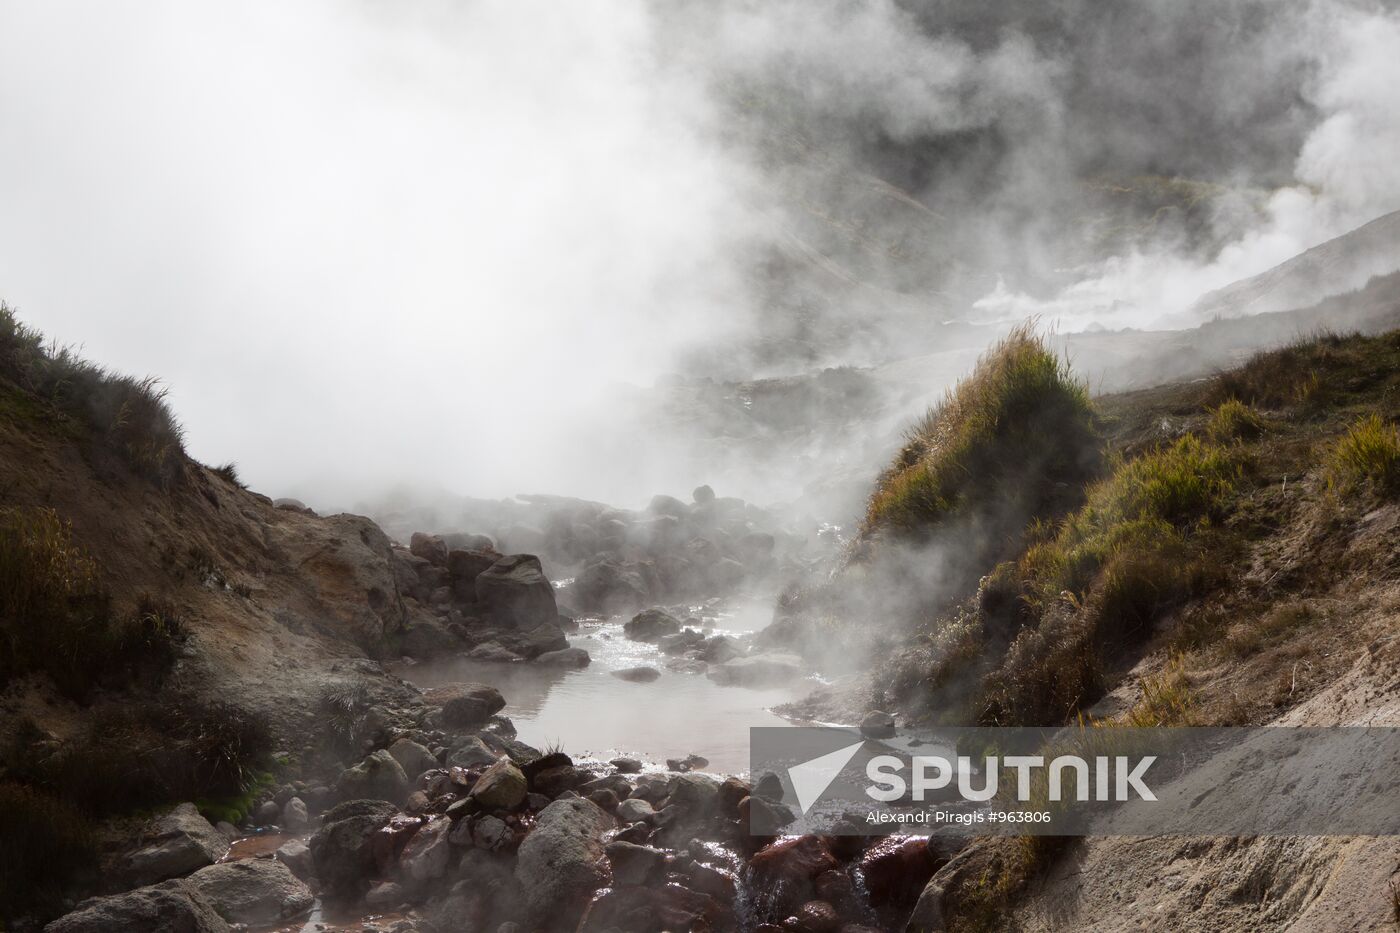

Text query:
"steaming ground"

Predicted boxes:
[[4, 1, 1400, 508]]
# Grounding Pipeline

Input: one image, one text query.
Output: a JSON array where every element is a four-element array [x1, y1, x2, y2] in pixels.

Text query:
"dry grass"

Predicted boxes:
[[0, 304, 185, 487], [865, 324, 1099, 537]]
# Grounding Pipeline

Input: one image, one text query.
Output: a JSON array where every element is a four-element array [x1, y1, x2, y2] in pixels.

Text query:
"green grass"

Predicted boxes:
[[1206, 398, 1265, 442], [0, 303, 185, 487], [1326, 414, 1400, 498], [0, 507, 187, 698], [864, 324, 1100, 537]]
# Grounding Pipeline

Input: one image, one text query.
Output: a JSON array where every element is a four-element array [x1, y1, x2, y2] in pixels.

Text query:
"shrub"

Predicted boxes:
[[0, 304, 185, 486], [0, 507, 186, 697], [1326, 414, 1400, 498], [0, 782, 96, 922], [1206, 398, 1264, 442], [865, 325, 1100, 538]]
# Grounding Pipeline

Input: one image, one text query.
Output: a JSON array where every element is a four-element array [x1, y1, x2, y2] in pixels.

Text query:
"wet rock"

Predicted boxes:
[[667, 772, 720, 819], [275, 840, 314, 881], [365, 881, 405, 910], [789, 900, 840, 933], [859, 836, 941, 908], [702, 635, 743, 664], [750, 836, 839, 914], [717, 777, 751, 818], [425, 682, 507, 728], [740, 795, 797, 834], [859, 710, 897, 740], [574, 558, 655, 614], [535, 646, 591, 667], [388, 738, 440, 782], [371, 813, 426, 876], [666, 753, 709, 772], [447, 735, 498, 770], [610, 757, 643, 773], [472, 757, 527, 810], [630, 773, 672, 803], [612, 665, 661, 683], [186, 858, 314, 926], [624, 608, 681, 642], [579, 883, 728, 933], [686, 861, 737, 901], [45, 880, 230, 933], [707, 653, 805, 687], [605, 841, 667, 885], [476, 555, 559, 629], [514, 797, 614, 925], [281, 797, 310, 833], [336, 749, 409, 804], [309, 799, 399, 895], [410, 532, 448, 566], [401, 617, 463, 659], [613, 821, 651, 844], [401, 818, 453, 883], [616, 797, 656, 823], [124, 803, 228, 886], [530, 764, 586, 798], [658, 630, 705, 655]]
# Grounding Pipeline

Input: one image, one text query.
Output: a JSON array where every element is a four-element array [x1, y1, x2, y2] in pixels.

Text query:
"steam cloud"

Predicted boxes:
[[1, 0, 1396, 509]]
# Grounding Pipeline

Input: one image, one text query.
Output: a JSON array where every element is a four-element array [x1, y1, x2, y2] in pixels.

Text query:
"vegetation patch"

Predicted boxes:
[[0, 507, 187, 698], [1206, 398, 1265, 442], [0, 304, 185, 486], [1325, 413, 1400, 498], [864, 325, 1100, 540]]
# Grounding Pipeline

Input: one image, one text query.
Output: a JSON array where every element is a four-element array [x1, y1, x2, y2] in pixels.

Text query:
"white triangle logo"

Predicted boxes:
[[788, 741, 864, 814]]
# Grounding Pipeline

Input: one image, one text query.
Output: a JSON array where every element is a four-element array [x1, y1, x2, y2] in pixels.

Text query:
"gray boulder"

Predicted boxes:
[[475, 555, 558, 629], [186, 859, 313, 926], [571, 559, 651, 614], [535, 646, 591, 668], [515, 798, 614, 924], [335, 749, 409, 804], [124, 803, 228, 886], [624, 608, 681, 643], [409, 532, 448, 566], [448, 735, 499, 769], [472, 757, 528, 810], [605, 841, 667, 885], [275, 840, 314, 881], [388, 738, 439, 781], [281, 798, 310, 833], [400, 617, 462, 659], [401, 818, 453, 883], [309, 799, 399, 895], [424, 682, 507, 727], [44, 880, 230, 933]]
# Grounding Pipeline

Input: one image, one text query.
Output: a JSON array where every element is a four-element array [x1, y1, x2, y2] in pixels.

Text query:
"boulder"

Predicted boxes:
[[281, 797, 310, 833], [388, 738, 439, 781], [749, 836, 838, 915], [572, 559, 651, 614], [702, 635, 743, 664], [475, 555, 558, 629], [186, 859, 314, 926], [658, 630, 704, 655], [401, 818, 453, 883], [858, 836, 942, 908], [124, 803, 228, 886], [424, 682, 507, 727], [447, 735, 499, 769], [309, 799, 399, 895], [468, 642, 526, 663], [44, 880, 230, 933], [578, 883, 728, 933], [535, 646, 591, 667], [512, 622, 569, 658], [365, 881, 405, 910], [647, 494, 690, 519], [410, 532, 448, 566], [610, 757, 643, 774], [472, 757, 528, 810], [275, 840, 314, 881], [611, 666, 661, 683], [859, 710, 897, 739], [616, 797, 656, 823], [624, 608, 681, 643], [515, 798, 614, 924], [792, 900, 841, 933], [605, 841, 667, 885], [336, 749, 409, 804], [707, 653, 805, 687], [400, 617, 462, 659], [692, 485, 716, 504], [447, 548, 501, 600]]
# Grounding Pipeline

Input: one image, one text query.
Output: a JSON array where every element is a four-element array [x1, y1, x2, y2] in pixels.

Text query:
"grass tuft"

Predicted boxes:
[[865, 324, 1100, 538], [210, 462, 245, 488], [1206, 398, 1265, 442], [0, 303, 185, 487], [1325, 414, 1400, 498]]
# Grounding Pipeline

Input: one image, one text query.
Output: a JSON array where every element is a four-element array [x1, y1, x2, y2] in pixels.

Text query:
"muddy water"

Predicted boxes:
[[393, 599, 815, 773]]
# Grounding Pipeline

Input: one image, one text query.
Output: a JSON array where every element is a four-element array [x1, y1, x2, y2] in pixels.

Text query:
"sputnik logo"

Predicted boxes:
[[787, 741, 865, 814]]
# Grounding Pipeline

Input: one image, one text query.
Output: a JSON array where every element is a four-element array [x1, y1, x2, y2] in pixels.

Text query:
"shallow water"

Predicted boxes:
[[393, 599, 815, 773]]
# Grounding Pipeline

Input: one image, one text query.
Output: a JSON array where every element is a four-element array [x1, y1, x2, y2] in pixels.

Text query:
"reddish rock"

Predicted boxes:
[[685, 861, 737, 901], [371, 815, 425, 875], [717, 776, 751, 818], [750, 836, 840, 916], [788, 900, 840, 933], [858, 836, 939, 908], [579, 883, 733, 933]]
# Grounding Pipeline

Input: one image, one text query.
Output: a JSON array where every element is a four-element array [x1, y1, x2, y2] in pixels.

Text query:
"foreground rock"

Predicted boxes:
[[310, 799, 399, 896], [424, 682, 507, 727], [515, 797, 615, 925], [124, 803, 228, 886], [45, 880, 231, 933], [475, 554, 559, 628], [186, 859, 314, 926]]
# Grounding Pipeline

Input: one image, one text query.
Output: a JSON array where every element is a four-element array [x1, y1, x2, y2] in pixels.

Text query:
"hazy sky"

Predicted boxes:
[[2, 1, 1397, 509]]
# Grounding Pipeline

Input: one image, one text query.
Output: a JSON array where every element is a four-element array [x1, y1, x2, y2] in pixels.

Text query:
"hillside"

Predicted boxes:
[[776, 326, 1400, 931]]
